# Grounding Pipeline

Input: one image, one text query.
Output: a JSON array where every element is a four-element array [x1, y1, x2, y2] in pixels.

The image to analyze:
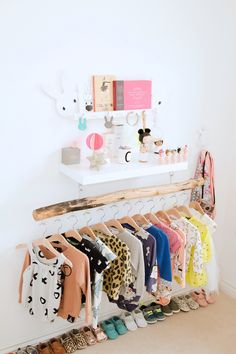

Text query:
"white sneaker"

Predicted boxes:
[[132, 309, 148, 328], [122, 311, 138, 331]]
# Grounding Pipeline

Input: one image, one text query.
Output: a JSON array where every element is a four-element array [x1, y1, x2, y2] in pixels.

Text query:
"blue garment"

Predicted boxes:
[[145, 225, 172, 282]]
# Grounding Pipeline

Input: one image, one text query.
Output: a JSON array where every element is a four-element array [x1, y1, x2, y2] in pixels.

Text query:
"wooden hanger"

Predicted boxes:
[[91, 207, 113, 236], [156, 210, 172, 224], [79, 211, 97, 240], [79, 226, 97, 240], [189, 201, 204, 215], [177, 205, 193, 218], [132, 214, 149, 226], [105, 219, 124, 232], [145, 212, 160, 224], [91, 223, 113, 236], [166, 208, 182, 219], [118, 216, 141, 232], [16, 238, 73, 268], [64, 229, 82, 242], [105, 204, 124, 232], [48, 233, 72, 247], [131, 200, 149, 226], [64, 215, 82, 241]]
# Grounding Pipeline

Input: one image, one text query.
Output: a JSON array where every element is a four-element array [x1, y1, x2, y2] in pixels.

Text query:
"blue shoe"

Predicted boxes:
[[110, 316, 128, 335], [101, 320, 119, 340]]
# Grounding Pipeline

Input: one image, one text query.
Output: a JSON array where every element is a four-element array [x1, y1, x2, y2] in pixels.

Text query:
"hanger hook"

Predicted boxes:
[[83, 211, 92, 226], [68, 214, 79, 229], [123, 201, 132, 216], [182, 191, 190, 205], [169, 171, 174, 184], [147, 199, 155, 212], [39, 222, 47, 237], [169, 194, 178, 208], [54, 218, 63, 233], [135, 200, 145, 214], [111, 204, 119, 219], [159, 196, 167, 210], [97, 208, 106, 222]]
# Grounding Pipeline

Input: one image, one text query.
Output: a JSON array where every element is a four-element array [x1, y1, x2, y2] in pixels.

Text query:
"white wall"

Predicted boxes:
[[0, 0, 236, 351]]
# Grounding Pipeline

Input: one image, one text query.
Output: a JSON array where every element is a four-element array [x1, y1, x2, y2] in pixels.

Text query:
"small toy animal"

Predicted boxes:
[[104, 115, 114, 129]]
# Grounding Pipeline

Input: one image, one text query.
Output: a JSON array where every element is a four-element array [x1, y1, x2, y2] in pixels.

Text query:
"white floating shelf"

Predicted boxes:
[[71, 108, 154, 121], [60, 161, 188, 186]]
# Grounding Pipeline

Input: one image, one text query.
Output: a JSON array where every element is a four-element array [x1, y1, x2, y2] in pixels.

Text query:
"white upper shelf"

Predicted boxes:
[[72, 108, 154, 120], [60, 161, 188, 186]]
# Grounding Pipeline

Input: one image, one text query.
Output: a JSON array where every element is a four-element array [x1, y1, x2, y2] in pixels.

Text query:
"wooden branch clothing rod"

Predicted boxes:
[[19, 191, 218, 340], [33, 178, 204, 221]]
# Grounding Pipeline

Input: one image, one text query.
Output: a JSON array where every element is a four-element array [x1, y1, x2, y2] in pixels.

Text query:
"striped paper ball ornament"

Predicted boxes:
[[86, 133, 104, 151]]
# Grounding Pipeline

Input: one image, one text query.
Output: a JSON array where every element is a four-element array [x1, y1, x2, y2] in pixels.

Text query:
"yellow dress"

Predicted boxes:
[[186, 216, 212, 287]]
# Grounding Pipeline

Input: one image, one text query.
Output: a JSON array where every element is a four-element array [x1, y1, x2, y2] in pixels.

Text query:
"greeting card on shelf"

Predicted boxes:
[[93, 75, 116, 112], [113, 80, 152, 110]]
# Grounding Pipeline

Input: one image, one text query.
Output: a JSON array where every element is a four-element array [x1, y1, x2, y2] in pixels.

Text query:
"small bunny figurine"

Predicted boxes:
[[42, 74, 79, 119], [104, 115, 114, 129]]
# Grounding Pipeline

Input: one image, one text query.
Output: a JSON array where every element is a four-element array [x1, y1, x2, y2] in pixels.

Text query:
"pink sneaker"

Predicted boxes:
[[191, 291, 208, 307]]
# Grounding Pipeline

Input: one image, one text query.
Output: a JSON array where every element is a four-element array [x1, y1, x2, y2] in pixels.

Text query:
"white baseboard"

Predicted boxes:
[[220, 280, 236, 299]]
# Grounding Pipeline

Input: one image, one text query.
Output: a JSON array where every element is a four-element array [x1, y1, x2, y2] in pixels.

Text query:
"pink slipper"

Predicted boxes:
[[203, 290, 217, 304], [191, 291, 208, 307]]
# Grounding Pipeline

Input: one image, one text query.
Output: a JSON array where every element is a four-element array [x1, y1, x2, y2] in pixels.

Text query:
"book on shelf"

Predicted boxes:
[[92, 75, 116, 112], [113, 80, 152, 110]]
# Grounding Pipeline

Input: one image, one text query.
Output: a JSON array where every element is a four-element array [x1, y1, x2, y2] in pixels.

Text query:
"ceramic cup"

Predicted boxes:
[[118, 146, 132, 163]]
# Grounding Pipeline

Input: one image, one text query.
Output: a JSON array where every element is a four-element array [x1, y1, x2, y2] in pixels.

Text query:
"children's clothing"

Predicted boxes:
[[83, 235, 117, 328], [145, 225, 172, 281], [168, 222, 186, 288], [107, 228, 145, 311], [51, 243, 92, 323], [122, 224, 158, 293], [94, 230, 133, 301], [171, 217, 203, 274], [154, 220, 182, 254], [19, 245, 66, 321]]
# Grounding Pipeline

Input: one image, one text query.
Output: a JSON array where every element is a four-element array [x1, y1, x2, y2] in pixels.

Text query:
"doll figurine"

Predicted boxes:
[[153, 137, 164, 162], [183, 144, 188, 161], [165, 149, 171, 164], [138, 128, 152, 162], [153, 138, 164, 154], [171, 149, 177, 163], [177, 147, 182, 162]]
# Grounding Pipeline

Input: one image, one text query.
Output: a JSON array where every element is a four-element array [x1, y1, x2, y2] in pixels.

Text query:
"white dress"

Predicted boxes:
[[21, 245, 66, 321]]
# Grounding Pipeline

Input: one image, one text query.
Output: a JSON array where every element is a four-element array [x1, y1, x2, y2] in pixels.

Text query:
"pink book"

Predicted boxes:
[[113, 80, 152, 110]]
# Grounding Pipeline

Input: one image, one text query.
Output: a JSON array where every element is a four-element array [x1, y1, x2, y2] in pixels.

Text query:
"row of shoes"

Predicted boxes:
[[15, 325, 108, 354], [13, 291, 216, 353], [139, 291, 216, 324]]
